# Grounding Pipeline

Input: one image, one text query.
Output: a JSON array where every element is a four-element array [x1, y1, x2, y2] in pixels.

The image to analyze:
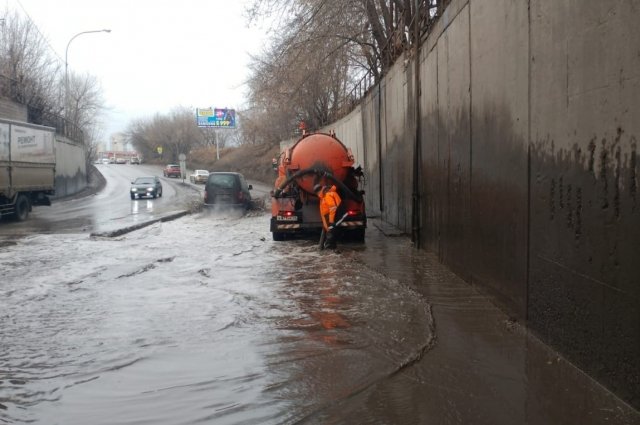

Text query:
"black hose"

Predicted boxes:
[[274, 168, 363, 202]]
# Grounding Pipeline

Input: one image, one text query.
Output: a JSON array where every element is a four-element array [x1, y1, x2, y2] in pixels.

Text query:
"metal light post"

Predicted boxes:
[[64, 29, 111, 117]]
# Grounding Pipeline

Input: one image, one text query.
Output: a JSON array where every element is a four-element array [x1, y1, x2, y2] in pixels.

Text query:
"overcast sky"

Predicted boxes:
[[8, 0, 267, 141]]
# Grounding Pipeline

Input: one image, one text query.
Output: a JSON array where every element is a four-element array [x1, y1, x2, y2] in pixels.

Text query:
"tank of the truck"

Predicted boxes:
[[278, 132, 354, 194], [0, 120, 56, 198]]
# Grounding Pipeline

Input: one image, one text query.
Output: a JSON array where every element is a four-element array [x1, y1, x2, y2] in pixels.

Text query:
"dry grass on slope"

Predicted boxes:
[[189, 143, 280, 185]]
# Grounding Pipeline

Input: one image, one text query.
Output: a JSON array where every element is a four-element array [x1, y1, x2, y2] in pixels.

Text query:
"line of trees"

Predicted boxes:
[[0, 8, 105, 154], [242, 0, 448, 145], [127, 107, 238, 163]]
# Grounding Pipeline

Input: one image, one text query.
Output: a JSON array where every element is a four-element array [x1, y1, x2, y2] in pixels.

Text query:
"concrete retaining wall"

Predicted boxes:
[[287, 0, 639, 407], [0, 98, 27, 122], [53, 136, 87, 198]]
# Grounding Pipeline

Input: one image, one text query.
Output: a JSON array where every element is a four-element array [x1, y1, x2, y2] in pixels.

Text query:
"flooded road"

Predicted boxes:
[[0, 212, 435, 424], [0, 164, 202, 236], [0, 174, 638, 424]]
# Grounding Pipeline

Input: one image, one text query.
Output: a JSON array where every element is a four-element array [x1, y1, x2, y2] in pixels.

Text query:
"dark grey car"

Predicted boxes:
[[130, 176, 163, 199], [204, 172, 252, 209]]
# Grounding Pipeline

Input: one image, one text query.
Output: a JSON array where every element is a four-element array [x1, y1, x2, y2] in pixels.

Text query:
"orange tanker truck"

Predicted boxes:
[[270, 131, 366, 241]]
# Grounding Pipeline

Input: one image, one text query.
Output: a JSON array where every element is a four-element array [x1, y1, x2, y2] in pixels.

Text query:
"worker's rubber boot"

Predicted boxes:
[[324, 231, 337, 249]]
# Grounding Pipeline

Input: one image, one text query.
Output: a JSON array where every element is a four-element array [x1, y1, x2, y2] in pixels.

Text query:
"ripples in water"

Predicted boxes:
[[0, 214, 434, 424]]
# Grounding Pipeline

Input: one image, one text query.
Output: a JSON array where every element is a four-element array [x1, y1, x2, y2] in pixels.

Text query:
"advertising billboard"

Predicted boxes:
[[196, 107, 236, 128]]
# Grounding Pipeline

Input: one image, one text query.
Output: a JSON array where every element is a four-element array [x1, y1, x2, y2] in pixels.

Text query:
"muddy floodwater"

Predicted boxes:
[[0, 211, 433, 424], [1, 211, 638, 425]]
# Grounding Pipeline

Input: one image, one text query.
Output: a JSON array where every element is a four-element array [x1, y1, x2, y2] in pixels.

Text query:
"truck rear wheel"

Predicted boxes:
[[13, 195, 30, 221]]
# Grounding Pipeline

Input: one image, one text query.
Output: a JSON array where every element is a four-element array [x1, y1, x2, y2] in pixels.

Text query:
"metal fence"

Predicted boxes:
[[327, 0, 451, 124], [0, 74, 84, 144]]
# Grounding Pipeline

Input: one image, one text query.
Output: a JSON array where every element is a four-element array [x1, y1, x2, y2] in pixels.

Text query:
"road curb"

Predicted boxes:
[[89, 210, 191, 238]]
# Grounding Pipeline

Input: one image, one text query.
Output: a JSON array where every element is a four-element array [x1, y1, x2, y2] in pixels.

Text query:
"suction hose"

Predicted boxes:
[[273, 168, 363, 202]]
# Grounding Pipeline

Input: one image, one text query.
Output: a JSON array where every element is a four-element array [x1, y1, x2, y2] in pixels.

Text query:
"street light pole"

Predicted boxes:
[[64, 29, 111, 118]]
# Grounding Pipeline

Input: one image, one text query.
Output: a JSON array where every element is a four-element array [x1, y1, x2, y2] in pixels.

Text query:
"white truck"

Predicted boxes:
[[0, 119, 56, 221]]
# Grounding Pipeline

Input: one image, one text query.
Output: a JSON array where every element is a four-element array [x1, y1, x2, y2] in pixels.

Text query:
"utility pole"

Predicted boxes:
[[64, 29, 111, 118]]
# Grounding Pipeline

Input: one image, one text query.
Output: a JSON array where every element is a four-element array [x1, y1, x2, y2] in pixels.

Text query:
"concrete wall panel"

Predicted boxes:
[[469, 0, 529, 316], [322, 105, 364, 165], [0, 98, 27, 122], [420, 44, 441, 253], [382, 59, 412, 230], [439, 6, 472, 278], [529, 0, 640, 406], [54, 137, 86, 198], [361, 92, 382, 216]]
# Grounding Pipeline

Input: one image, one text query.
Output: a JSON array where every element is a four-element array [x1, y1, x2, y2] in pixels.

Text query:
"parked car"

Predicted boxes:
[[115, 157, 126, 164], [204, 172, 253, 210], [163, 164, 181, 178], [130, 156, 141, 165], [101, 158, 110, 164], [189, 169, 209, 184], [130, 176, 163, 199]]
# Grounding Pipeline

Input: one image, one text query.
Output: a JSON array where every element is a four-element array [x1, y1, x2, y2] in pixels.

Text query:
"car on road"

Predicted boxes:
[[101, 158, 110, 164], [130, 156, 141, 165], [204, 172, 253, 210], [163, 164, 181, 178], [189, 169, 209, 184], [130, 176, 163, 199], [115, 157, 127, 164]]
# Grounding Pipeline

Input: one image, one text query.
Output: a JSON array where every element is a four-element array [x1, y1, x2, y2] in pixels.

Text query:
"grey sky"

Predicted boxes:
[[9, 0, 266, 141]]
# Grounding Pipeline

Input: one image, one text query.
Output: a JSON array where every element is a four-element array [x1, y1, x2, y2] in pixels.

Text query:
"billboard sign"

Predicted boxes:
[[196, 107, 236, 128]]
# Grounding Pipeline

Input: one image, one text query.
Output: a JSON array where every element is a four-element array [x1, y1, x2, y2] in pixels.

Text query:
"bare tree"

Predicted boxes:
[[66, 72, 104, 134], [127, 107, 206, 163], [0, 8, 62, 116], [243, 0, 448, 141]]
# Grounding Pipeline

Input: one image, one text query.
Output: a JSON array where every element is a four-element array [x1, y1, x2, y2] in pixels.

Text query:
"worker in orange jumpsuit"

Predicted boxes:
[[314, 184, 342, 249]]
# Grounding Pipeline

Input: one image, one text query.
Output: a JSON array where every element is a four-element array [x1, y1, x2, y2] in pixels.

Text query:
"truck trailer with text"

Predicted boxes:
[[0, 119, 56, 221]]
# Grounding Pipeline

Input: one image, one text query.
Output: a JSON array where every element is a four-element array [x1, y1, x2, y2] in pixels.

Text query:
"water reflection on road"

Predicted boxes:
[[1, 210, 637, 424], [0, 212, 433, 424]]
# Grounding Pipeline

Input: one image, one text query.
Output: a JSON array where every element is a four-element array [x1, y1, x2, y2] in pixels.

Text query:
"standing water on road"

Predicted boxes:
[[0, 211, 433, 424]]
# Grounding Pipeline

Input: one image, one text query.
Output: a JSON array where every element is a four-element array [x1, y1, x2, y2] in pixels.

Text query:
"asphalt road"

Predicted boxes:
[[0, 164, 272, 236], [0, 165, 637, 425]]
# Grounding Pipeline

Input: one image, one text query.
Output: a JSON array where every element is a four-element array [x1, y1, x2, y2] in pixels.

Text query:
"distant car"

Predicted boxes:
[[204, 172, 253, 210], [163, 164, 181, 178], [130, 176, 163, 199], [101, 158, 110, 164], [115, 157, 126, 164], [189, 169, 209, 184], [108, 157, 115, 164], [130, 157, 140, 165]]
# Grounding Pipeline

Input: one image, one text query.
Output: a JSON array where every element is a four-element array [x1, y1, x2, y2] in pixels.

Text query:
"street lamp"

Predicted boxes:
[[64, 29, 111, 117]]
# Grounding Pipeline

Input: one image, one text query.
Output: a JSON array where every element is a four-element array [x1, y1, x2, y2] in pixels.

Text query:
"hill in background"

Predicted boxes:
[[188, 143, 280, 185]]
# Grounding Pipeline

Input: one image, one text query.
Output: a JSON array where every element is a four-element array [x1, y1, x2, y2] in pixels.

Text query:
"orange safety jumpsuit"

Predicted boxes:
[[318, 185, 342, 230]]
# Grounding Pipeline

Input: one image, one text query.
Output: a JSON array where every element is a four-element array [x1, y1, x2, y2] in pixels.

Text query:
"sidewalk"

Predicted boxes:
[[330, 218, 640, 424]]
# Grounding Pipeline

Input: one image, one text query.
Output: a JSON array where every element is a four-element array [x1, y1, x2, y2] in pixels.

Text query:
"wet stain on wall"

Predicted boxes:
[[529, 131, 639, 407]]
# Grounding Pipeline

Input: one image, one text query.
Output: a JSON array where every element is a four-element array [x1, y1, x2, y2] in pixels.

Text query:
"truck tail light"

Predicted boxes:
[[347, 210, 360, 216]]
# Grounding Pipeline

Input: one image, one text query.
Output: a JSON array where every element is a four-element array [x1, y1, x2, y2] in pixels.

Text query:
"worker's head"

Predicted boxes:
[[313, 184, 323, 194]]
